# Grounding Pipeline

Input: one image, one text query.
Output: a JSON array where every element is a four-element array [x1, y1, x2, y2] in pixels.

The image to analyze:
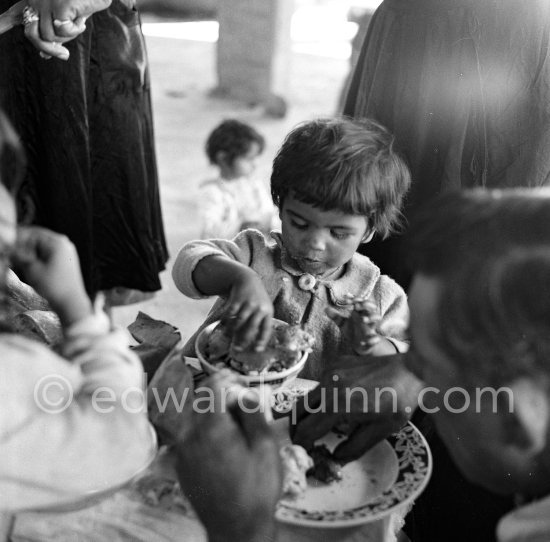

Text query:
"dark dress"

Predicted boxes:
[[0, 0, 168, 297], [345, 0, 550, 289], [342, 1, 550, 539]]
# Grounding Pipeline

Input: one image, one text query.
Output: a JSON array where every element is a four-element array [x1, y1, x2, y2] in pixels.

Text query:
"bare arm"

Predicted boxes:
[[192, 254, 253, 297], [176, 373, 281, 542]]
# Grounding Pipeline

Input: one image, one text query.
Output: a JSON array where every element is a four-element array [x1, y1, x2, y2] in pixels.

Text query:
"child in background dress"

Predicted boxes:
[[199, 119, 278, 239], [169, 117, 411, 380]]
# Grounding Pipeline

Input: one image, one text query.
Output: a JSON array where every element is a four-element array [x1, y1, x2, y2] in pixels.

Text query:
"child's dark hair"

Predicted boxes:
[[206, 119, 265, 166], [270, 117, 411, 238]]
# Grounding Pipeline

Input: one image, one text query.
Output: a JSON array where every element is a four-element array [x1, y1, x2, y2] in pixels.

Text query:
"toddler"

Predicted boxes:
[[174, 117, 411, 380], [199, 119, 278, 239]]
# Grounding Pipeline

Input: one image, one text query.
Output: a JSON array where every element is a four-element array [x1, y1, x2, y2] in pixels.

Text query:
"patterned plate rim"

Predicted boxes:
[[275, 421, 432, 528]]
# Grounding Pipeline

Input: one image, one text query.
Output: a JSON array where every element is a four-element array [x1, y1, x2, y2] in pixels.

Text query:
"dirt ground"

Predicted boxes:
[[111, 12, 351, 342]]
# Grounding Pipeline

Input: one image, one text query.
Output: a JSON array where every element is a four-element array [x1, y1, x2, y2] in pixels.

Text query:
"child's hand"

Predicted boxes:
[[12, 227, 92, 326], [328, 295, 381, 354], [327, 295, 397, 357], [223, 270, 274, 352]]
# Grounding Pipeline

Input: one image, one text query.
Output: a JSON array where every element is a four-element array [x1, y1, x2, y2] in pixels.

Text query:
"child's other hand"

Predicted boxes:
[[223, 270, 274, 352], [327, 296, 396, 357], [12, 227, 92, 326]]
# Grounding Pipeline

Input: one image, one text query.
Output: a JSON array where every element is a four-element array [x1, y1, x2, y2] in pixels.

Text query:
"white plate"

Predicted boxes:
[[275, 422, 432, 527]]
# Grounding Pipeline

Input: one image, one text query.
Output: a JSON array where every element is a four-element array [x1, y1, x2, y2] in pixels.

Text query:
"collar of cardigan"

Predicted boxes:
[[270, 232, 381, 306]]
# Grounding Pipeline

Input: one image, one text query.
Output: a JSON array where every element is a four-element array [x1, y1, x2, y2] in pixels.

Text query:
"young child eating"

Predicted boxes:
[[173, 117, 411, 380]]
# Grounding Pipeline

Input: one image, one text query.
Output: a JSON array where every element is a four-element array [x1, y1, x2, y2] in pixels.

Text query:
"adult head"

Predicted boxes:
[[292, 188, 550, 498], [408, 189, 550, 498]]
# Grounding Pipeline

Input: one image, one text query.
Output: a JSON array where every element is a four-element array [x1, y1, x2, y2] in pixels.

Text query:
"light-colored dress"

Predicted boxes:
[[0, 310, 155, 513], [198, 176, 279, 239]]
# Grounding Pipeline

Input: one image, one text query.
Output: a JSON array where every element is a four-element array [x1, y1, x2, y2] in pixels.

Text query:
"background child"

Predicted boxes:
[[170, 117, 411, 380], [199, 119, 278, 239]]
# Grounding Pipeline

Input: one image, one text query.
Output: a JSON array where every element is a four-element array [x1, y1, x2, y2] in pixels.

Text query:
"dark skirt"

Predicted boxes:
[[345, 0, 550, 288], [0, 0, 168, 297]]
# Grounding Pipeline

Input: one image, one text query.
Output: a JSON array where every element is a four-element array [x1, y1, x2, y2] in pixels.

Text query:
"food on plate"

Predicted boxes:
[[280, 442, 344, 498], [204, 319, 314, 375], [280, 444, 314, 498], [135, 475, 190, 513], [307, 444, 343, 484]]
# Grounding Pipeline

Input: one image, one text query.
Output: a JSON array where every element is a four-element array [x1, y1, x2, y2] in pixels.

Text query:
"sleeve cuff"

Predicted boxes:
[[64, 303, 111, 340]]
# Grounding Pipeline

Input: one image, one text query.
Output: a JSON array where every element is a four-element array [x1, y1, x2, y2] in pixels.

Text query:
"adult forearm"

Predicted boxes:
[[207, 511, 277, 542]]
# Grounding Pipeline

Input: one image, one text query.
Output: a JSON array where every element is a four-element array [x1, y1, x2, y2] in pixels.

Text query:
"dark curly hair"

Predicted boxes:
[[409, 189, 550, 387], [270, 117, 411, 238], [205, 119, 265, 167]]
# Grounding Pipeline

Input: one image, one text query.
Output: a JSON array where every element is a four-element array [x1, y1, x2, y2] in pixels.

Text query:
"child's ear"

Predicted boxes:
[[361, 230, 375, 243], [502, 378, 550, 454]]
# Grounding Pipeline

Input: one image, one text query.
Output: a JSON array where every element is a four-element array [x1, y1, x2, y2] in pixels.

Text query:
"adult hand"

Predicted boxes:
[[176, 373, 281, 542], [223, 269, 274, 352], [291, 354, 423, 462], [147, 355, 195, 446], [12, 226, 92, 326], [24, 0, 111, 60]]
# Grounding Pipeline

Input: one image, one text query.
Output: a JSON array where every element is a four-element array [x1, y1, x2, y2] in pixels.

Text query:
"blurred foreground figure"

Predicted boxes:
[[0, 109, 155, 517], [344, 0, 550, 289], [292, 190, 550, 542], [0, 0, 168, 303]]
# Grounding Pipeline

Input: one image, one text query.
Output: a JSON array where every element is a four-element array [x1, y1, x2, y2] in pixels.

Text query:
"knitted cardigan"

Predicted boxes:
[[172, 229, 409, 380]]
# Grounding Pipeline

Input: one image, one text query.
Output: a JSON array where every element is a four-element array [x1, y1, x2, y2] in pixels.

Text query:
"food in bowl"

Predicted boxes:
[[203, 319, 314, 375]]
